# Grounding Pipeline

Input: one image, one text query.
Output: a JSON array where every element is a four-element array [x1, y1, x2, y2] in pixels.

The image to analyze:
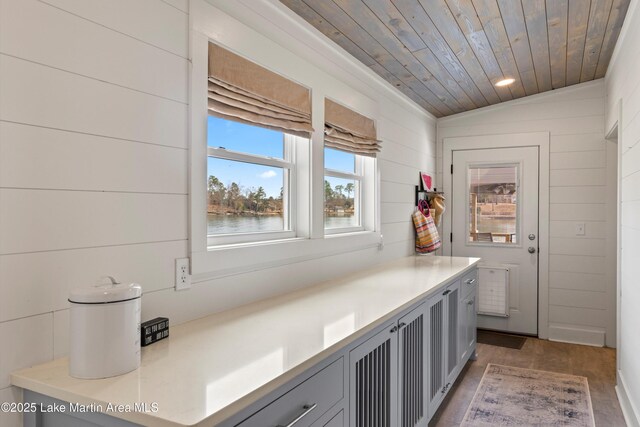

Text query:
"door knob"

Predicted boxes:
[[528, 234, 536, 240], [528, 247, 536, 254]]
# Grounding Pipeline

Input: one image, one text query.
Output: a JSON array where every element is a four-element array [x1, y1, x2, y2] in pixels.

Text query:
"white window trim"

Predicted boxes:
[[189, 27, 382, 278], [324, 158, 365, 234], [206, 136, 298, 247]]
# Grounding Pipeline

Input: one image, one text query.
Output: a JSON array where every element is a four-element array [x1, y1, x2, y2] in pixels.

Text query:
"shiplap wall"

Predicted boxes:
[[0, 0, 435, 424], [605, 0, 640, 423], [436, 80, 617, 348]]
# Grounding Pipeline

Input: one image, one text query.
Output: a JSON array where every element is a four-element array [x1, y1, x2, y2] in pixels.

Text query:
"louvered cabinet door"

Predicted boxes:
[[445, 281, 461, 388], [426, 292, 446, 416], [398, 304, 428, 427], [349, 324, 398, 427]]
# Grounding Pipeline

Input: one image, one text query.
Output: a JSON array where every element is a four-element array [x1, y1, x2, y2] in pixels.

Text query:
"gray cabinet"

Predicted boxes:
[[460, 270, 478, 364], [445, 280, 461, 388], [237, 358, 344, 427], [426, 280, 461, 416], [349, 323, 398, 427], [460, 290, 477, 363], [398, 304, 428, 427], [320, 410, 344, 427], [349, 303, 430, 427]]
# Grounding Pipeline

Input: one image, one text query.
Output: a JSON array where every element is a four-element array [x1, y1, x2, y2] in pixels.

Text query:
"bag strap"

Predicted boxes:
[[418, 199, 430, 216]]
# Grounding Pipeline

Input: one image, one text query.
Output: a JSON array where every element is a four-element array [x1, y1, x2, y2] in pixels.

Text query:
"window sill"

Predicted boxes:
[[192, 230, 382, 282], [325, 226, 365, 235]]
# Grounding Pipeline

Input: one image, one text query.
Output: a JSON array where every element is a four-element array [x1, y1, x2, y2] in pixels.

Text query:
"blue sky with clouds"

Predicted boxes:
[[207, 116, 355, 198]]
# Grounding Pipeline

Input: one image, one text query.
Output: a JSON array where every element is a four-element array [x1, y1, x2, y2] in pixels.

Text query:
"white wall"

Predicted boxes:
[[436, 80, 617, 348], [0, 0, 435, 425], [605, 0, 640, 424]]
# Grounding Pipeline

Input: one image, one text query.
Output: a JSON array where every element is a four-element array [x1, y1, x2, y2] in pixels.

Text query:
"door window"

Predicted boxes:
[[468, 165, 518, 244]]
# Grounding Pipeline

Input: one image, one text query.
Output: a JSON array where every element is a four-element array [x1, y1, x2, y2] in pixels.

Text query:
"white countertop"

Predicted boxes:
[[12, 255, 479, 427]]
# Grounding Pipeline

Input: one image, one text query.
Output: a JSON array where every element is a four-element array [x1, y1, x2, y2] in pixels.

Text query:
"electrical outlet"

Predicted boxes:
[[175, 258, 191, 291], [575, 222, 586, 236]]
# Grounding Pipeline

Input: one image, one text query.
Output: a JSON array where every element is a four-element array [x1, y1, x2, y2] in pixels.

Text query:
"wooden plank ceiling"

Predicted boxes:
[[280, 0, 631, 117]]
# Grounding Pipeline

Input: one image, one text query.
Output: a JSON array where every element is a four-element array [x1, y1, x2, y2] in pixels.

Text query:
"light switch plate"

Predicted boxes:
[[575, 223, 586, 236]]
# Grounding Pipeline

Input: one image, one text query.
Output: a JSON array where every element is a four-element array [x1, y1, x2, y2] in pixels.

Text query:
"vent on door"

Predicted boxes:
[[447, 288, 459, 376], [401, 316, 424, 426], [429, 300, 444, 400], [355, 339, 391, 427]]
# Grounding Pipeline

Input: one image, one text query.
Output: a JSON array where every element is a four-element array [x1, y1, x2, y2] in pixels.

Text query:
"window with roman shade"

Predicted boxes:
[[324, 99, 381, 157], [207, 43, 313, 137], [206, 43, 313, 245], [323, 99, 378, 233]]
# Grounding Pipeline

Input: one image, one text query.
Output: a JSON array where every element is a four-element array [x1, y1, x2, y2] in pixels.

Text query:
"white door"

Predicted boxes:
[[451, 147, 539, 335]]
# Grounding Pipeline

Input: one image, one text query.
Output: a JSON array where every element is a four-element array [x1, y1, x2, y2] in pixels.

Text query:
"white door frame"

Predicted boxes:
[[605, 98, 622, 370], [442, 132, 550, 339]]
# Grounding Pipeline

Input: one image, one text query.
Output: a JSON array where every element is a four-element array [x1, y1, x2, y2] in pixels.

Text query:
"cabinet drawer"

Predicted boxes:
[[321, 410, 344, 427], [461, 269, 477, 298], [237, 357, 343, 427], [311, 409, 344, 427]]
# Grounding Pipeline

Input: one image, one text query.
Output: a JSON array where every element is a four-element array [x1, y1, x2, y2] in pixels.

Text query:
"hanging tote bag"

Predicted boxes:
[[412, 199, 441, 253]]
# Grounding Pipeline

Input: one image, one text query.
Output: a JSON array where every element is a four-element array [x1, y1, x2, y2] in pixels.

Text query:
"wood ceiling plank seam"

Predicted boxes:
[[565, 0, 591, 85], [391, 0, 492, 107], [580, 0, 614, 82], [445, 0, 514, 102], [590, 0, 615, 75], [402, 60, 466, 114], [279, 0, 378, 67], [415, 0, 508, 105], [521, 0, 553, 92], [361, 0, 480, 110], [496, 0, 540, 95], [360, 0, 427, 53], [368, 63, 444, 116], [594, 0, 630, 78], [411, 47, 480, 111], [300, 0, 393, 63], [379, 55, 456, 115], [545, 0, 569, 89], [294, 0, 445, 115], [472, 0, 528, 98], [330, 0, 465, 113]]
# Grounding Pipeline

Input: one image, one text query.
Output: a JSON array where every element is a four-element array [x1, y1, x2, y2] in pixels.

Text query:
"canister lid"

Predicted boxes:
[[69, 276, 142, 304]]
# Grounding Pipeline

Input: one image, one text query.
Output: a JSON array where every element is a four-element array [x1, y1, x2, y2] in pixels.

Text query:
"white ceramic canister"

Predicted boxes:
[[69, 277, 142, 379]]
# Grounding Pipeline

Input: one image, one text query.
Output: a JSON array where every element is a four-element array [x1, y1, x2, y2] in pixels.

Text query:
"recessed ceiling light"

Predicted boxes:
[[495, 78, 515, 87]]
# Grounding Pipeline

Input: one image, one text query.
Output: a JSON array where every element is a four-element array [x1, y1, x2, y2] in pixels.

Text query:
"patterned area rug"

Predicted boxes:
[[462, 364, 595, 426]]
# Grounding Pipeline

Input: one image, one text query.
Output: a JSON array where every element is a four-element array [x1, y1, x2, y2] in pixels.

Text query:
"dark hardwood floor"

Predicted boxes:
[[430, 337, 624, 426]]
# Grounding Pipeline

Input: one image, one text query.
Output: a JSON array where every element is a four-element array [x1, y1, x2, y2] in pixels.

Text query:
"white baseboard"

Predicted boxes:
[[617, 371, 640, 427], [548, 324, 605, 347]]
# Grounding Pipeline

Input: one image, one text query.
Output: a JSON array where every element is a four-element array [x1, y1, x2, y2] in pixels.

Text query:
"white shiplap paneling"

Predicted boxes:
[[0, 314, 53, 389], [0, 189, 187, 255], [0, 0, 188, 103], [40, 0, 188, 57], [0, 54, 187, 149], [0, 0, 436, 416], [0, 241, 187, 322], [550, 168, 607, 186], [549, 271, 607, 292], [437, 80, 615, 347], [0, 122, 187, 193]]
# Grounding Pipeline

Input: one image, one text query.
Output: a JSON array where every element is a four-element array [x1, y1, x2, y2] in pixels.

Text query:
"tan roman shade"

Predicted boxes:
[[208, 43, 313, 136], [324, 99, 380, 157]]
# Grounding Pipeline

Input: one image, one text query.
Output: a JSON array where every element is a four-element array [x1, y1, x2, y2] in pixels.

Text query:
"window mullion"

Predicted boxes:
[[208, 148, 292, 169], [324, 169, 362, 181]]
